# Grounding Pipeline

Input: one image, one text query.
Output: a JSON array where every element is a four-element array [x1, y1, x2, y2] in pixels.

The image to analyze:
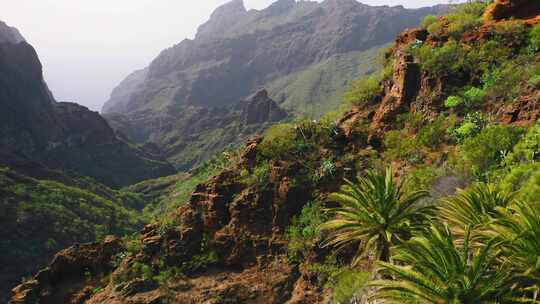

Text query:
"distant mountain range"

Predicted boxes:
[[102, 0, 447, 169], [0, 21, 174, 188]]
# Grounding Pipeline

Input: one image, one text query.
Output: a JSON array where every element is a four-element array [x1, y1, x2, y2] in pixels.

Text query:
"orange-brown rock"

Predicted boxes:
[[370, 53, 421, 144], [10, 236, 123, 304], [499, 91, 540, 125], [484, 0, 540, 24]]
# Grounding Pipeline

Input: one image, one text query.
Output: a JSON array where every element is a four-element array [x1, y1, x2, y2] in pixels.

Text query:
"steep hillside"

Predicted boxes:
[[13, 0, 540, 303], [102, 0, 446, 169], [0, 167, 150, 302], [0, 21, 175, 188]]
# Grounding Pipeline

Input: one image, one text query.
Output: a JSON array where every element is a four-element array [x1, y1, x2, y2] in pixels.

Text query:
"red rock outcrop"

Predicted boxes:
[[369, 30, 424, 144], [484, 0, 540, 24], [10, 236, 123, 304]]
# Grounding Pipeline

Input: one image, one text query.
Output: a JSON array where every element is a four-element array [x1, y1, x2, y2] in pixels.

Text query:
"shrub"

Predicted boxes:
[[383, 130, 421, 163], [287, 201, 327, 262], [417, 117, 447, 148], [451, 1, 489, 18], [241, 161, 271, 188], [529, 23, 540, 53], [415, 41, 469, 77], [458, 124, 525, 175], [492, 20, 528, 46], [482, 60, 526, 100], [447, 13, 482, 39], [471, 40, 513, 67], [445, 95, 464, 108], [331, 269, 369, 304], [505, 120, 540, 164], [499, 163, 540, 203], [528, 75, 540, 89], [344, 74, 382, 106], [259, 123, 300, 159], [396, 112, 424, 132], [451, 112, 487, 142], [421, 15, 439, 29], [312, 158, 337, 184], [463, 87, 486, 107]]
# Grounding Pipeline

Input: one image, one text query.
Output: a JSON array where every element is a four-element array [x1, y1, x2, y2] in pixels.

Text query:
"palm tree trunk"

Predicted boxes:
[[380, 242, 390, 263]]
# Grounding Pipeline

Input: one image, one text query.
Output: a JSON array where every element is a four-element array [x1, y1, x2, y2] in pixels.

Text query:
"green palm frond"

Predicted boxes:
[[486, 200, 540, 300], [439, 183, 515, 238], [370, 224, 516, 303], [321, 167, 430, 264]]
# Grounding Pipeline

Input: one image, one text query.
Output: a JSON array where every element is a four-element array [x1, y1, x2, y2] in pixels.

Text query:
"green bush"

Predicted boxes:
[[446, 12, 483, 39], [468, 40, 513, 71], [312, 158, 337, 184], [287, 201, 327, 262], [492, 20, 528, 46], [417, 117, 447, 149], [384, 130, 421, 162], [529, 23, 540, 53], [482, 60, 526, 100], [463, 87, 486, 106], [427, 20, 445, 38], [241, 161, 271, 188], [505, 120, 540, 164], [421, 15, 439, 29], [344, 74, 382, 106], [451, 112, 487, 142], [458, 125, 525, 175], [259, 123, 300, 160], [528, 75, 540, 88], [426, 1, 486, 39], [415, 41, 469, 77], [445, 96, 464, 108], [331, 269, 369, 304]]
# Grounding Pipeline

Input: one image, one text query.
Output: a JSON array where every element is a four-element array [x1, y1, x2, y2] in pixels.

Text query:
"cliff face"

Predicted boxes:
[[102, 0, 446, 169], [0, 21, 175, 188]]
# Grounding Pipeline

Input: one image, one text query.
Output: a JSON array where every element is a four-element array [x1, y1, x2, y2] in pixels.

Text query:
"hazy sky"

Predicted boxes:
[[3, 0, 454, 111]]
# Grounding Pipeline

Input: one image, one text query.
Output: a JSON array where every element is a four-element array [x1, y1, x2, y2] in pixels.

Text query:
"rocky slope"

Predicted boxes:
[[12, 0, 540, 302], [102, 0, 446, 169], [0, 21, 175, 188]]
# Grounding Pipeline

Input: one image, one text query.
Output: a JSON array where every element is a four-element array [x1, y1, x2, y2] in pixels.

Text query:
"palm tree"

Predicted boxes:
[[370, 224, 516, 303], [320, 167, 431, 265], [487, 200, 540, 301], [439, 183, 515, 238]]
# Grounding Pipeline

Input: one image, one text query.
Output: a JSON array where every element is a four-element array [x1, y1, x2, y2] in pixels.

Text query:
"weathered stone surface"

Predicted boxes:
[[484, 0, 540, 23], [10, 236, 123, 304]]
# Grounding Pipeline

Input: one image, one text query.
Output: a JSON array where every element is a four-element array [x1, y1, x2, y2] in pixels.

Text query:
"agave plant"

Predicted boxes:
[[439, 183, 515, 238], [487, 200, 540, 301], [370, 225, 516, 304], [320, 167, 431, 265]]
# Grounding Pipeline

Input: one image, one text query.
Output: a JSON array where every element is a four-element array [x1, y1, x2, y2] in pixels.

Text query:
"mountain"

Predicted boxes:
[[102, 0, 447, 169], [14, 0, 540, 302], [0, 21, 176, 301], [0, 21, 175, 188]]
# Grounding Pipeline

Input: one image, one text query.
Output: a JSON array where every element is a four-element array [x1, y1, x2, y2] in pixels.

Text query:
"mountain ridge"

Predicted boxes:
[[102, 0, 447, 169], [0, 20, 175, 188]]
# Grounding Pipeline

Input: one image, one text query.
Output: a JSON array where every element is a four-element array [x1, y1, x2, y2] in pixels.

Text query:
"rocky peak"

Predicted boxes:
[[196, 0, 248, 39], [241, 89, 287, 125], [264, 0, 296, 16], [0, 21, 25, 44]]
